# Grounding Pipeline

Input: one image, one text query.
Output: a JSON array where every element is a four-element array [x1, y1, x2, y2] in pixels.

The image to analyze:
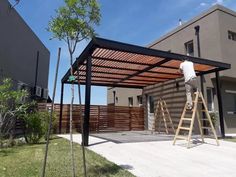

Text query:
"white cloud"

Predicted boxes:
[[212, 0, 224, 5], [217, 0, 224, 3], [200, 2, 207, 6]]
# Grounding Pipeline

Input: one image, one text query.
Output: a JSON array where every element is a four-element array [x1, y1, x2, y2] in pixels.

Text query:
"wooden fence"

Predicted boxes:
[[38, 104, 144, 133]]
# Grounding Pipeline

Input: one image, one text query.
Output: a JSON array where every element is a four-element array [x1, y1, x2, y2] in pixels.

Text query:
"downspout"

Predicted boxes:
[[34, 51, 40, 88], [195, 25, 207, 134]]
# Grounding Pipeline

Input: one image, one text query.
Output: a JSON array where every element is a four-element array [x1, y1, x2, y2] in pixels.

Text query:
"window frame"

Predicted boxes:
[[148, 95, 154, 114], [206, 87, 214, 112], [137, 95, 143, 106], [225, 90, 236, 114], [184, 40, 194, 57], [128, 97, 133, 107], [228, 30, 236, 41]]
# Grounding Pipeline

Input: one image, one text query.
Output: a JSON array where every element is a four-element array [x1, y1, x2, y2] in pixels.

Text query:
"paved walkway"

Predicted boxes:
[[59, 133, 236, 177]]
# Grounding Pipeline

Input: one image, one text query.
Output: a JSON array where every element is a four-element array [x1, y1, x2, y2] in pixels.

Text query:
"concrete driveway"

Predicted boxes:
[[59, 132, 236, 177]]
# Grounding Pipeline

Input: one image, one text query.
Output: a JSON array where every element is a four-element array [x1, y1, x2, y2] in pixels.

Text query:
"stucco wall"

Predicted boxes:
[[148, 6, 236, 133], [217, 10, 236, 77], [107, 87, 143, 107]]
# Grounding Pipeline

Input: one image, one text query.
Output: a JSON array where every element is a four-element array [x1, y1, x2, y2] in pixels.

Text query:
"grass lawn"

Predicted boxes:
[[0, 137, 135, 177], [224, 137, 236, 143]]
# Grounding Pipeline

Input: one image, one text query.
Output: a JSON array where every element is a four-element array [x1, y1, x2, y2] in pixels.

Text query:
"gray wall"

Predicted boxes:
[[147, 5, 236, 134], [0, 0, 50, 89], [218, 8, 236, 77], [220, 80, 236, 133], [143, 78, 185, 131]]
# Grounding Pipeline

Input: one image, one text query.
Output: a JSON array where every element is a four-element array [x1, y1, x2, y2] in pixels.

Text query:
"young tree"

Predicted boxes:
[[48, 0, 101, 176]]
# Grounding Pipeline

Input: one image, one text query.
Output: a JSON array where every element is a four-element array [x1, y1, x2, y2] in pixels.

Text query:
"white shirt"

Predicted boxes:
[[179, 60, 196, 82]]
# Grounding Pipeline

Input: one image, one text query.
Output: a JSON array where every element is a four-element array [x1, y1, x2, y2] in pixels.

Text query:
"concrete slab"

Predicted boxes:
[[91, 131, 174, 143], [59, 133, 236, 177]]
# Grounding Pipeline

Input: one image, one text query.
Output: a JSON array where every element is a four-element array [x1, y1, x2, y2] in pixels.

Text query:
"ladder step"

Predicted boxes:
[[182, 118, 192, 121], [193, 101, 203, 103], [201, 110, 207, 112], [176, 135, 188, 140], [185, 109, 193, 112], [202, 119, 209, 121], [179, 127, 190, 130], [202, 127, 211, 129]]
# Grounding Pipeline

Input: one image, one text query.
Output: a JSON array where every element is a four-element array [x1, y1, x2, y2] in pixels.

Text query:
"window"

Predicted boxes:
[[148, 96, 154, 114], [113, 91, 116, 104], [137, 95, 143, 106], [225, 90, 236, 114], [128, 97, 133, 107], [185, 40, 194, 56], [228, 31, 236, 41], [207, 88, 214, 111]]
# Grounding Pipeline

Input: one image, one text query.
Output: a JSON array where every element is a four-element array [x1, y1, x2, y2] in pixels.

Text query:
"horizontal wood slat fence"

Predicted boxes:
[[38, 103, 144, 133]]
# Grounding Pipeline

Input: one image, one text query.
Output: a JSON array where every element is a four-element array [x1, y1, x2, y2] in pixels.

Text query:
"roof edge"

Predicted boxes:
[[148, 4, 236, 48]]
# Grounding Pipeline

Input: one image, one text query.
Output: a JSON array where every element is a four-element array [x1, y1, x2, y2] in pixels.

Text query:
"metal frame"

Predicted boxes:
[[216, 71, 225, 137], [59, 37, 231, 146], [62, 37, 230, 84], [83, 56, 92, 146]]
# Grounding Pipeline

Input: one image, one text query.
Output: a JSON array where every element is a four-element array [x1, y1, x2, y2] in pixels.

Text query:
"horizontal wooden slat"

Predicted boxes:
[[37, 103, 144, 133]]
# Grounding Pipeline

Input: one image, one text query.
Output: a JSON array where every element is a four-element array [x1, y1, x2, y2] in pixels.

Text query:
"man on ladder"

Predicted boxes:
[[179, 59, 198, 110], [174, 58, 219, 148]]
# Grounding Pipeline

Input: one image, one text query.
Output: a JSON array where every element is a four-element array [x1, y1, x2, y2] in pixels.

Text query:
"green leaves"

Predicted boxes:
[[0, 78, 28, 111], [48, 0, 101, 43], [0, 78, 30, 143]]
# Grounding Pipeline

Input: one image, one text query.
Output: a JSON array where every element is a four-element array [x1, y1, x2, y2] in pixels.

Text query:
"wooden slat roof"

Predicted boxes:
[[62, 37, 231, 88]]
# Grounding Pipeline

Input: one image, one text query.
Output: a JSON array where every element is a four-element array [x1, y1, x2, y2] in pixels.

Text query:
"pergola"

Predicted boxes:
[[60, 37, 231, 146]]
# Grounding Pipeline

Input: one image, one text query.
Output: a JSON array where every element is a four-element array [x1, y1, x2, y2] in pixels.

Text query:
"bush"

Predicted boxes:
[[23, 112, 44, 144], [0, 78, 28, 147], [23, 111, 57, 144], [40, 111, 57, 139]]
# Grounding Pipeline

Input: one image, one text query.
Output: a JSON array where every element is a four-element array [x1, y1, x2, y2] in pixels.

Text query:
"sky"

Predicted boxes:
[[9, 0, 236, 105]]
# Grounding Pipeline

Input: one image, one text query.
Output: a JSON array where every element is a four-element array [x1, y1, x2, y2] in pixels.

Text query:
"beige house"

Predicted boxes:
[[107, 4, 236, 134], [107, 87, 142, 106]]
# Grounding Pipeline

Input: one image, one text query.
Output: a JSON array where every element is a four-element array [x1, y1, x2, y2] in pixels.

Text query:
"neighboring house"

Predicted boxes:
[[145, 4, 236, 134], [107, 87, 143, 107], [0, 0, 50, 101], [108, 4, 236, 134]]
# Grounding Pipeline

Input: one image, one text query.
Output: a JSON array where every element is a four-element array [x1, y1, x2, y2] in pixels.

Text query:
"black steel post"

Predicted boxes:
[[215, 71, 225, 138], [59, 82, 64, 134], [84, 57, 92, 146]]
